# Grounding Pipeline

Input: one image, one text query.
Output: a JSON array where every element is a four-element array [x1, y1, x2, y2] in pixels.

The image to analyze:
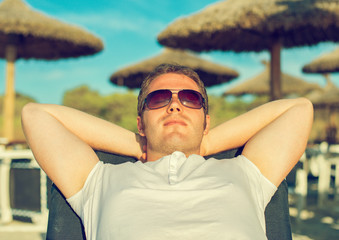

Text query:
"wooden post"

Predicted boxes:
[[323, 73, 330, 85], [269, 39, 282, 100], [0, 156, 13, 223], [2, 45, 16, 142]]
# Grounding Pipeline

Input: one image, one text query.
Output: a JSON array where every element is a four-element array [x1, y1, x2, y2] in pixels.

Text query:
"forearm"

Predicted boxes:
[[22, 103, 142, 159], [202, 98, 312, 156]]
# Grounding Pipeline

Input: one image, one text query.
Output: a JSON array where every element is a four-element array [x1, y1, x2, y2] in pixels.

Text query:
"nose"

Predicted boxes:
[[167, 94, 182, 113]]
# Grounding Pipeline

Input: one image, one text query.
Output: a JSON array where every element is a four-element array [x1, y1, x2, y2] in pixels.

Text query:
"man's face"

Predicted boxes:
[[137, 73, 210, 158]]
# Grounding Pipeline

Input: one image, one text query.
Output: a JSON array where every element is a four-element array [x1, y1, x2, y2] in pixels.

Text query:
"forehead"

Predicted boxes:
[[148, 73, 200, 93]]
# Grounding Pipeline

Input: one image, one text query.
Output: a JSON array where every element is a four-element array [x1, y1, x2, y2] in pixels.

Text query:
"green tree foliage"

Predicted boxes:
[[63, 85, 105, 117], [63, 85, 138, 132], [208, 95, 249, 128], [103, 92, 138, 132]]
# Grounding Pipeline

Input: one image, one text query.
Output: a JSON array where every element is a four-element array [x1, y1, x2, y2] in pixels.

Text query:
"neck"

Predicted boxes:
[[145, 147, 201, 162]]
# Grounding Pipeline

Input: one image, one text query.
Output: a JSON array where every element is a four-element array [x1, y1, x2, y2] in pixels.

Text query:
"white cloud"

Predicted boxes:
[[42, 69, 66, 81]]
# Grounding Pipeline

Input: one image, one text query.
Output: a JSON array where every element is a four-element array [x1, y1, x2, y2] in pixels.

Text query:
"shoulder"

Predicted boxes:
[[208, 155, 276, 189]]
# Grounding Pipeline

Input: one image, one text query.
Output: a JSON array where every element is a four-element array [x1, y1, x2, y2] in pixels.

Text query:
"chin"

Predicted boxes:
[[165, 134, 185, 145]]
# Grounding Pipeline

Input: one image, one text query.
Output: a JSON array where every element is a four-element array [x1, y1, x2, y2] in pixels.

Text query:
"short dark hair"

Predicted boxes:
[[137, 63, 208, 116]]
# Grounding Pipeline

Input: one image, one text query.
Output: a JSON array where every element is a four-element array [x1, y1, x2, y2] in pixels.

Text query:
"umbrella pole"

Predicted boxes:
[[2, 45, 16, 142], [269, 39, 282, 100], [323, 73, 330, 82]]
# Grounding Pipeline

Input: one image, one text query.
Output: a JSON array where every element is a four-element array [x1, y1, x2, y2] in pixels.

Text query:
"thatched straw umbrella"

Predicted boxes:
[[0, 0, 104, 141], [302, 47, 339, 109], [302, 49, 339, 143], [224, 61, 321, 96], [158, 0, 339, 100], [309, 81, 339, 143], [302, 48, 339, 74], [110, 48, 239, 88], [309, 83, 339, 108]]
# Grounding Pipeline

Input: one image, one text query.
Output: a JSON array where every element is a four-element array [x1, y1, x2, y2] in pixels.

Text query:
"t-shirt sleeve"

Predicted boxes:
[[66, 161, 104, 218], [238, 155, 277, 208]]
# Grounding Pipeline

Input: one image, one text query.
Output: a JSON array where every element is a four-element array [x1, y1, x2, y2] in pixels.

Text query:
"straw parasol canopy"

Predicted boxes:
[[0, 0, 104, 141], [302, 50, 339, 142], [302, 48, 339, 74], [302, 47, 339, 107], [308, 81, 339, 108], [158, 0, 339, 100], [110, 48, 239, 88], [224, 61, 321, 96], [307, 80, 339, 144]]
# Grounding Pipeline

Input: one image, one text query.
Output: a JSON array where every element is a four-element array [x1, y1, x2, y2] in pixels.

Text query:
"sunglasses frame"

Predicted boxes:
[[143, 89, 205, 111]]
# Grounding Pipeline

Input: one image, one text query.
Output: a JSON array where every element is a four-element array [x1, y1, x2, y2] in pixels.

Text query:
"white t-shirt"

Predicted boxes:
[[68, 151, 277, 240]]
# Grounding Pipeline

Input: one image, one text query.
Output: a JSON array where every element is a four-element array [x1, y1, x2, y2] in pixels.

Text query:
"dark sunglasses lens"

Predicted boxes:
[[179, 90, 203, 109], [146, 90, 172, 109]]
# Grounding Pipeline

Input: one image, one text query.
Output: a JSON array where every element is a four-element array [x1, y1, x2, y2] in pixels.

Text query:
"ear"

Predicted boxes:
[[137, 116, 145, 136], [203, 114, 210, 135]]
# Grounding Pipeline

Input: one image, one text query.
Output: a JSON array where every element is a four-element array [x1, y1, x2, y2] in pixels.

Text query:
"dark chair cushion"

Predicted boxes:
[[46, 149, 292, 240]]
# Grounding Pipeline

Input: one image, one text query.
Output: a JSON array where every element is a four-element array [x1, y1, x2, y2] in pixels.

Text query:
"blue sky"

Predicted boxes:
[[0, 0, 338, 104]]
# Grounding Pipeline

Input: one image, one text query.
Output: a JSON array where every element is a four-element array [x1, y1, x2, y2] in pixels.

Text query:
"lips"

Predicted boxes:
[[164, 119, 187, 126]]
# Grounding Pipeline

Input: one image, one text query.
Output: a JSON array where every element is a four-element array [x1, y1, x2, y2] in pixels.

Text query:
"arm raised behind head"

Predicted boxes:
[[201, 98, 313, 187], [21, 103, 143, 198]]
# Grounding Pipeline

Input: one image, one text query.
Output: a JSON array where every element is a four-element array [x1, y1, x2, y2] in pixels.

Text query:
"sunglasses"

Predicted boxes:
[[143, 89, 205, 110]]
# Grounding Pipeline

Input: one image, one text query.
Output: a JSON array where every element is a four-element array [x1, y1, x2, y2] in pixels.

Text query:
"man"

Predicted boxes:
[[22, 64, 313, 239]]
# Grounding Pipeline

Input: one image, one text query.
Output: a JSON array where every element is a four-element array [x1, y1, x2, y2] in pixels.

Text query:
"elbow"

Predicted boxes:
[[299, 97, 314, 119], [21, 102, 38, 118], [297, 97, 314, 138], [21, 102, 42, 127]]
